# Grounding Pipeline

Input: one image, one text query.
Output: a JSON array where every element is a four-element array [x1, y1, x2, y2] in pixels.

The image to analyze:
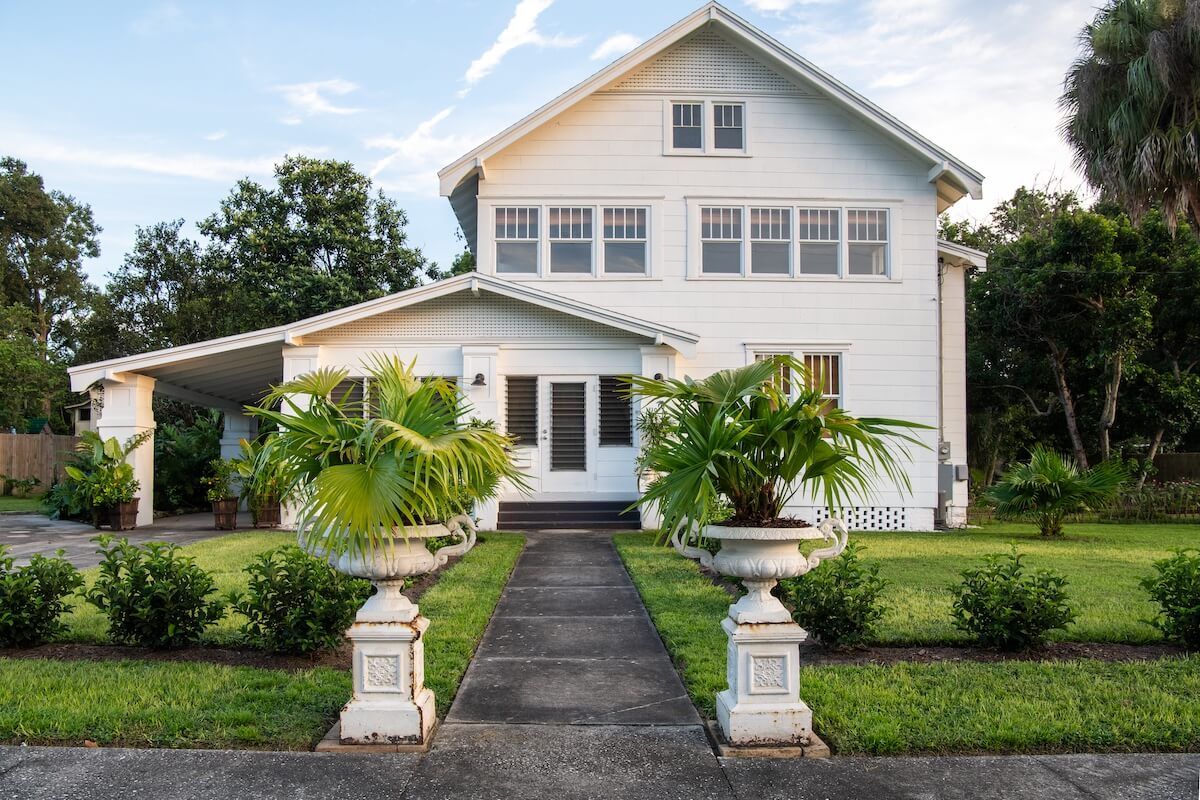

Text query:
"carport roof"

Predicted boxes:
[[68, 272, 701, 408]]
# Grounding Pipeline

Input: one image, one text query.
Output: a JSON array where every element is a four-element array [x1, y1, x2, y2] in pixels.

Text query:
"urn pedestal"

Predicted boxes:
[[319, 515, 476, 747], [675, 519, 847, 748]]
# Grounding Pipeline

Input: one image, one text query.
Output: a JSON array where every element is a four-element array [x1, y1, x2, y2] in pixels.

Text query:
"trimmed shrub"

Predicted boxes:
[[779, 541, 888, 647], [951, 549, 1076, 650], [232, 546, 371, 655], [1141, 549, 1200, 649], [0, 546, 83, 646], [83, 536, 225, 648]]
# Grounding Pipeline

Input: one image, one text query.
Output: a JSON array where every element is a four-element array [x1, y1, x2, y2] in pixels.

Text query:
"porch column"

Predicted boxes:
[[279, 346, 322, 529], [637, 346, 677, 531], [93, 373, 156, 528], [462, 346, 500, 530]]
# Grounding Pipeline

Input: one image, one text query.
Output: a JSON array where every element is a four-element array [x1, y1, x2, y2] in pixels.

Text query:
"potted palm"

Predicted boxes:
[[233, 438, 284, 528], [202, 458, 240, 530], [247, 354, 525, 746], [628, 356, 923, 748], [63, 431, 152, 531]]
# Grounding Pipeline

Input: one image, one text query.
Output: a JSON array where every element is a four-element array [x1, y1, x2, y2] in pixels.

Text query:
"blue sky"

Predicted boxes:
[[0, 0, 1097, 286]]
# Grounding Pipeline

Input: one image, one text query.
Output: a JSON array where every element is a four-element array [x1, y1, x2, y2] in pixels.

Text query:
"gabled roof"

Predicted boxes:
[[68, 272, 700, 394], [439, 1, 983, 206]]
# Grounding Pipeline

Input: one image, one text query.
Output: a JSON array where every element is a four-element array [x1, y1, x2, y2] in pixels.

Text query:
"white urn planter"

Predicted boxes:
[[673, 518, 848, 747], [317, 515, 477, 746]]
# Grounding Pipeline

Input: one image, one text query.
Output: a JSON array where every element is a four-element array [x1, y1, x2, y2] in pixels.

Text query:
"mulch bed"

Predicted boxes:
[[0, 556, 457, 673]]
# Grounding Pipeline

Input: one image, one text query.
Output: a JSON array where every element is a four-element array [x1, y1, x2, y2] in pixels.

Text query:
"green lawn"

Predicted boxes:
[[614, 529, 1200, 755], [3, 531, 525, 748], [0, 494, 45, 513]]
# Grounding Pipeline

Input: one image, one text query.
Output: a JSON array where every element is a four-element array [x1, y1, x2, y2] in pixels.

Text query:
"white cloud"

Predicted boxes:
[[365, 108, 482, 195], [203, 130, 227, 141], [591, 33, 642, 62], [272, 79, 363, 118], [743, 0, 834, 12], [773, 0, 1097, 221], [462, 0, 582, 90], [131, 2, 187, 36], [3, 131, 325, 183]]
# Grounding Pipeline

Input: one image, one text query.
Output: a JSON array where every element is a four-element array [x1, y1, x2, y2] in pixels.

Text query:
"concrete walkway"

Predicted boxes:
[[0, 511, 249, 567], [0, 530, 1197, 798]]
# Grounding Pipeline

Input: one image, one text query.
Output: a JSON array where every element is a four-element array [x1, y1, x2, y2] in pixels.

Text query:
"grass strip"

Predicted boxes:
[[3, 531, 524, 747], [614, 531, 1200, 755]]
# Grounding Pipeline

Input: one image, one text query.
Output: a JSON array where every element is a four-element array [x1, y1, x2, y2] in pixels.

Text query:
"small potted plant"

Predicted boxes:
[[202, 458, 240, 530], [235, 437, 284, 528], [63, 431, 151, 530]]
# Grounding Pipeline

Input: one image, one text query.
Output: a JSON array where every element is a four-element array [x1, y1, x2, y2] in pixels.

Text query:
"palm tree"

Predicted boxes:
[[1061, 0, 1200, 233], [628, 356, 925, 541], [988, 445, 1128, 537], [247, 355, 525, 558]]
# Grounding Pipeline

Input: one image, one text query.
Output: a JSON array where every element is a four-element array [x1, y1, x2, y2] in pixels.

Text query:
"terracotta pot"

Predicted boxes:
[[212, 497, 239, 530], [109, 498, 140, 531], [252, 497, 281, 528]]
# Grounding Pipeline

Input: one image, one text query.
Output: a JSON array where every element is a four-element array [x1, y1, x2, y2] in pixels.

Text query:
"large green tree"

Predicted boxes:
[[198, 155, 430, 328], [0, 304, 68, 431], [1062, 0, 1200, 231], [0, 157, 99, 362]]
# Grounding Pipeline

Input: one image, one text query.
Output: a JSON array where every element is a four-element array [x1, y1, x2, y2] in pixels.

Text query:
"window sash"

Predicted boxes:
[[700, 207, 742, 241], [803, 353, 842, 405], [496, 207, 539, 240], [846, 209, 888, 243], [672, 102, 703, 149], [749, 208, 790, 241], [796, 208, 840, 242], [713, 103, 744, 150], [549, 207, 593, 241], [603, 207, 647, 241]]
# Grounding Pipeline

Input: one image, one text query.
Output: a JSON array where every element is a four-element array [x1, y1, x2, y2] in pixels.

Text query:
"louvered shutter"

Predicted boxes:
[[550, 382, 587, 471], [599, 376, 632, 446], [505, 377, 538, 446]]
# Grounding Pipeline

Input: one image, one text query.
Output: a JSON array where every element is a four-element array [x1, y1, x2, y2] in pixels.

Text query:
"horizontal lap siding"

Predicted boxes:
[[475, 89, 943, 522]]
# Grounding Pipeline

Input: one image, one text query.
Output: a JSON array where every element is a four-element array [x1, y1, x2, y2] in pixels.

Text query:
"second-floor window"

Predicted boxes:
[[797, 208, 839, 275], [603, 207, 647, 274], [496, 207, 538, 274], [701, 207, 742, 274], [713, 103, 744, 150], [749, 207, 790, 275], [848, 208, 888, 276], [549, 207, 593, 274], [672, 102, 703, 149]]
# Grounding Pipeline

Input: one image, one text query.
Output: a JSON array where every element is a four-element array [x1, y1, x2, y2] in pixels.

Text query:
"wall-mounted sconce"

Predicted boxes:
[[653, 373, 664, 381], [471, 373, 487, 387]]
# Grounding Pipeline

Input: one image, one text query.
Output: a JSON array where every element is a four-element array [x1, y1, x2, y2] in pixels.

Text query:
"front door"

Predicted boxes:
[[538, 376, 596, 494]]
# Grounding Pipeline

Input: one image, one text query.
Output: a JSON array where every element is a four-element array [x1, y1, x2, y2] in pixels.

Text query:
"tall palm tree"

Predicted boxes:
[[1061, 0, 1200, 232]]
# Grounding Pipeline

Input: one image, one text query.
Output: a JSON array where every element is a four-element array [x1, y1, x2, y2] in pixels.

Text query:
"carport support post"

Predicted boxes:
[[279, 346, 321, 530], [94, 373, 156, 528]]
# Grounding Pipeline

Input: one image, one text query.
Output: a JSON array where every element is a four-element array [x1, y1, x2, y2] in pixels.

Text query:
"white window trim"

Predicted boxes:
[[663, 98, 751, 157], [687, 199, 901, 281], [479, 199, 662, 279], [547, 206, 596, 277], [743, 343, 850, 406], [494, 206, 541, 277], [748, 206, 794, 278]]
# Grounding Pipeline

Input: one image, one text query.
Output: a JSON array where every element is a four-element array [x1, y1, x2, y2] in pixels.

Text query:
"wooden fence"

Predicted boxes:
[[1153, 453, 1200, 482], [0, 433, 81, 490]]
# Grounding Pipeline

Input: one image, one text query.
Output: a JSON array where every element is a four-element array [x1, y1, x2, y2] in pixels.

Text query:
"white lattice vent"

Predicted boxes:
[[603, 28, 808, 96], [305, 291, 647, 343], [809, 506, 909, 531]]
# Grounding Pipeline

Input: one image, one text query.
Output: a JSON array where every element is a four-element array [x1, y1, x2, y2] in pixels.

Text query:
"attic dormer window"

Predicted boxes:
[[672, 102, 703, 149]]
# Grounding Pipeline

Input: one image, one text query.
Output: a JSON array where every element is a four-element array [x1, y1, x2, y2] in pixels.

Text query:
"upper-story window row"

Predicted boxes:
[[495, 205, 650, 277], [700, 205, 891, 279]]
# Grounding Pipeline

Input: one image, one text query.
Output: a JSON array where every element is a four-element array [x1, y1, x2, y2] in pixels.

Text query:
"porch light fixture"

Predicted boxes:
[[471, 373, 487, 386], [654, 373, 664, 381]]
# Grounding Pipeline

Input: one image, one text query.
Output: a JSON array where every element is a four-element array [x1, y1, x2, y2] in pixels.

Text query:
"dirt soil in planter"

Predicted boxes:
[[716, 517, 813, 528], [0, 556, 456, 673]]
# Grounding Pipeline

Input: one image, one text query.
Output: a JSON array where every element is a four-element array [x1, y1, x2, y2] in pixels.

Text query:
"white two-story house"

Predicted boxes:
[[69, 2, 984, 531]]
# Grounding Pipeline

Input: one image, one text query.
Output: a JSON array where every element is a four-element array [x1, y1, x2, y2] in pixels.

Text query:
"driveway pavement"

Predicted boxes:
[[0, 511, 251, 567]]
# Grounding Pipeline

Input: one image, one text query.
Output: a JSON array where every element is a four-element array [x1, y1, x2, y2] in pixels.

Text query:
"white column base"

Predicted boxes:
[[716, 614, 813, 746], [339, 583, 436, 746]]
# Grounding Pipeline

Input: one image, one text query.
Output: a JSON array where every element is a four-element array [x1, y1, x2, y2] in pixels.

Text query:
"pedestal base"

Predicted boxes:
[[716, 689, 813, 747], [338, 588, 436, 746], [716, 614, 814, 747], [339, 687, 436, 746]]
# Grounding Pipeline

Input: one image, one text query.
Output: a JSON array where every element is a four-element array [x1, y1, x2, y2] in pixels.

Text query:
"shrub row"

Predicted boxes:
[[779, 544, 1200, 651], [0, 537, 373, 654]]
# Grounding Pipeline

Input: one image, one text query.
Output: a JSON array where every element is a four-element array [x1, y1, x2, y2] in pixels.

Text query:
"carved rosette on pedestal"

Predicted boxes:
[[319, 515, 477, 746], [673, 519, 848, 747]]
